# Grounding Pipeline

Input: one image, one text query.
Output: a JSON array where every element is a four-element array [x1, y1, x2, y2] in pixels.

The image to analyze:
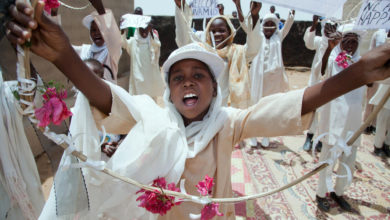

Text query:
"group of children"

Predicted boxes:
[[3, 0, 390, 219]]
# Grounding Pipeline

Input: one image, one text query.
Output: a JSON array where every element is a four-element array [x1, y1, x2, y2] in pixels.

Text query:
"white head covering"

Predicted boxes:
[[80, 13, 109, 64], [162, 43, 229, 158]]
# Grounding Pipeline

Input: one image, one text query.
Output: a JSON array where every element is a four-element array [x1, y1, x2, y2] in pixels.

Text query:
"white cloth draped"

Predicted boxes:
[[0, 73, 44, 220]]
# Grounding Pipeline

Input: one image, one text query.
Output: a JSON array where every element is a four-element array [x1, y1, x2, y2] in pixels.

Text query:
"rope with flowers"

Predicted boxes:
[[13, 0, 390, 218]]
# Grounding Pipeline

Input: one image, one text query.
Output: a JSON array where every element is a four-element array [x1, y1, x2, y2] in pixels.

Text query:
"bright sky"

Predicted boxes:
[[133, 0, 337, 21]]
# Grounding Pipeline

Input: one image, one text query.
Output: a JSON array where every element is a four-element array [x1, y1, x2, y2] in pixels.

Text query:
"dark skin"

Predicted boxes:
[[6, 2, 390, 118], [270, 6, 275, 13], [209, 18, 231, 49], [233, 0, 260, 26], [263, 20, 277, 39], [217, 4, 224, 15], [321, 38, 341, 75], [169, 59, 217, 126]]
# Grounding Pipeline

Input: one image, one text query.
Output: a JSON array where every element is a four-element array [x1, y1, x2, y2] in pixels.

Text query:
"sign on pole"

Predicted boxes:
[[120, 14, 152, 30], [354, 0, 390, 30], [190, 0, 219, 19]]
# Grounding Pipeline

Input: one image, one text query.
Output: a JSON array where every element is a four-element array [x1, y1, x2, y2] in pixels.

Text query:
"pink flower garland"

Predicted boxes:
[[44, 0, 60, 14], [34, 86, 72, 127], [196, 175, 224, 220], [136, 177, 181, 216], [335, 51, 352, 69]]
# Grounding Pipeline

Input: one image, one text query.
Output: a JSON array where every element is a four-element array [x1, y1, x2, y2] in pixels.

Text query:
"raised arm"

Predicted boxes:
[[302, 44, 390, 115], [303, 15, 319, 50], [280, 10, 294, 41], [174, 0, 197, 47], [6, 1, 112, 114], [320, 38, 339, 75]]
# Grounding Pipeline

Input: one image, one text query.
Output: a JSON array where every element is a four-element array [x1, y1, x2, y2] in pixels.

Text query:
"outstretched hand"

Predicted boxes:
[[6, 1, 72, 65]]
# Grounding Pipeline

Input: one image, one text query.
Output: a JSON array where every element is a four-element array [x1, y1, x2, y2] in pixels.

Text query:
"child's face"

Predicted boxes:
[[263, 21, 277, 39], [209, 18, 231, 49], [90, 21, 105, 46], [169, 59, 217, 126], [341, 33, 359, 55]]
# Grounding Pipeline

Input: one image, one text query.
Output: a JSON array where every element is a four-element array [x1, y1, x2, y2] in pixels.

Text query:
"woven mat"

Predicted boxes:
[[231, 134, 390, 219]]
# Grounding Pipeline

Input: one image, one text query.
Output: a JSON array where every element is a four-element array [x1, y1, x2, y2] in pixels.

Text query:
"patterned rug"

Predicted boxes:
[[231, 134, 390, 219]]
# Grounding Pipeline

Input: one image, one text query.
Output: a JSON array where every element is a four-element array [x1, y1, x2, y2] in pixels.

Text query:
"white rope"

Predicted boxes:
[[59, 0, 90, 10]]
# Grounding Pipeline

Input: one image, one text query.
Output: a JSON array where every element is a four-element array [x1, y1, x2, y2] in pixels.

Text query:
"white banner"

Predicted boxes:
[[253, 0, 346, 18], [355, 0, 390, 30], [190, 0, 219, 19], [120, 14, 151, 29]]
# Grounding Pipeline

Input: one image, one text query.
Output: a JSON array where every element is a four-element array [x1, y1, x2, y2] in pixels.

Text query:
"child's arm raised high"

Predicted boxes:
[[6, 1, 112, 115]]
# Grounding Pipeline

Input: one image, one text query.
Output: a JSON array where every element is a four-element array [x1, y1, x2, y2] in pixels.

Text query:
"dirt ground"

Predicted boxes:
[[35, 67, 312, 200]]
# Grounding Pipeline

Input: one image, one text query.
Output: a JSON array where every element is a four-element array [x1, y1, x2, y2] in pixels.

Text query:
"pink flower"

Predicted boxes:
[[196, 175, 214, 196], [201, 203, 224, 220], [136, 177, 181, 216], [35, 87, 72, 127], [336, 51, 351, 69], [44, 0, 60, 13]]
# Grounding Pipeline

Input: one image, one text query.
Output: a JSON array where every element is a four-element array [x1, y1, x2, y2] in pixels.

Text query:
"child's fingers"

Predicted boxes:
[[9, 4, 36, 29], [5, 20, 30, 43], [6, 30, 25, 45], [15, 2, 34, 17]]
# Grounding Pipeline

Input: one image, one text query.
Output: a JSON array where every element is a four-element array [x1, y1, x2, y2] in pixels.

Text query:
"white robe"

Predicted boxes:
[[0, 75, 44, 220], [249, 13, 294, 104], [122, 30, 165, 98], [319, 45, 364, 145]]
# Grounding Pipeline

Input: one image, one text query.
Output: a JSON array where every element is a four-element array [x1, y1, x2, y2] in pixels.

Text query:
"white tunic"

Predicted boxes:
[[122, 30, 165, 98]]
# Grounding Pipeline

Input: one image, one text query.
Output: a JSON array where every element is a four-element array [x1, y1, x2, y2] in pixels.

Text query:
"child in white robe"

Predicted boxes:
[[316, 24, 365, 212], [301, 16, 340, 151], [121, 22, 165, 100], [6, 2, 390, 219], [248, 11, 295, 147], [369, 29, 390, 157]]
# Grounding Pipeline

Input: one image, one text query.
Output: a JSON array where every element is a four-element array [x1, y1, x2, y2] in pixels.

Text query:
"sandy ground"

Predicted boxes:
[[35, 67, 312, 200]]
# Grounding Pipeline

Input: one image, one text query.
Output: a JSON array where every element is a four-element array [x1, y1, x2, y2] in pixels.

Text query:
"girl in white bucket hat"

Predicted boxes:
[[7, 2, 390, 218]]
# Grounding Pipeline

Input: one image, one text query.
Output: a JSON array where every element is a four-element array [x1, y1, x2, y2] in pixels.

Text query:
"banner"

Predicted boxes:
[[190, 0, 219, 19], [253, 0, 346, 18], [355, 0, 390, 30], [120, 14, 151, 30]]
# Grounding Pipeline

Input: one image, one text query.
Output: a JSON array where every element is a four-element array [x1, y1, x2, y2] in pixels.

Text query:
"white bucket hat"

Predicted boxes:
[[82, 14, 94, 30], [162, 43, 225, 83]]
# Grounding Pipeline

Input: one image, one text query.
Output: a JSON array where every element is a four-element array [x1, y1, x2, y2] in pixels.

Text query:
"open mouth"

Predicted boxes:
[[183, 93, 198, 106]]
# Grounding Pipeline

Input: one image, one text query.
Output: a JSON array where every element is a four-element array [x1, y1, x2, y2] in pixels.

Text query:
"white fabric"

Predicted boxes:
[[303, 26, 329, 86], [122, 30, 165, 98], [249, 12, 294, 104], [316, 142, 358, 197], [319, 43, 364, 145], [374, 108, 390, 147], [40, 77, 231, 219], [0, 74, 44, 220]]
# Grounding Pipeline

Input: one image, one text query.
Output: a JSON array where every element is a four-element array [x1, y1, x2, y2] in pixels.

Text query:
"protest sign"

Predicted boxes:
[[120, 14, 151, 30], [355, 0, 390, 30], [190, 0, 219, 19], [253, 0, 346, 18]]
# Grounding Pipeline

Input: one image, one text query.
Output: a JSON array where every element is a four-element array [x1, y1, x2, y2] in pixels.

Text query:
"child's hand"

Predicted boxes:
[[174, 0, 184, 9], [359, 44, 390, 84], [250, 1, 261, 15], [101, 142, 119, 157], [6, 1, 72, 64]]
